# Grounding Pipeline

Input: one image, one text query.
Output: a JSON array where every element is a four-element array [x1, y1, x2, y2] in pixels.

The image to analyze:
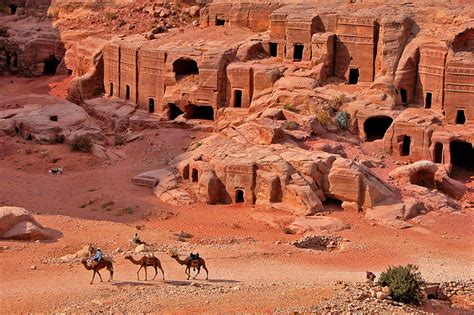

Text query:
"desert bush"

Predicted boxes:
[[283, 120, 299, 130], [284, 103, 298, 113], [70, 135, 92, 152], [105, 11, 118, 20], [282, 227, 295, 234], [330, 93, 346, 110], [335, 111, 350, 130], [378, 264, 424, 304], [114, 134, 126, 147], [315, 110, 331, 126]]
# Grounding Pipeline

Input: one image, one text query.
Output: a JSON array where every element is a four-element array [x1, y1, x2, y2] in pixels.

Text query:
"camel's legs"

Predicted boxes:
[[157, 262, 165, 280], [193, 266, 201, 279], [137, 266, 143, 280], [107, 266, 114, 281], [97, 270, 103, 282], [144, 266, 148, 281], [185, 267, 191, 280], [202, 264, 209, 280], [152, 266, 158, 280], [90, 270, 96, 284]]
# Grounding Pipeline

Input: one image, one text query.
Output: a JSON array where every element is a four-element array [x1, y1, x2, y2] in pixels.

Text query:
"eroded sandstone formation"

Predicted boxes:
[[1, 0, 472, 227]]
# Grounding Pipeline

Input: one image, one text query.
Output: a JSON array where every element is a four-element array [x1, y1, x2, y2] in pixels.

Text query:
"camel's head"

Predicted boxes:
[[169, 247, 179, 258], [124, 255, 132, 260], [80, 258, 88, 264]]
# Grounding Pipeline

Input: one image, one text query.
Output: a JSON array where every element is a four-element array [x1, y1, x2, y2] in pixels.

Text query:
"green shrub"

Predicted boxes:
[[378, 264, 424, 304], [114, 134, 126, 147], [283, 120, 299, 130], [70, 135, 92, 152], [283, 103, 298, 113], [282, 227, 295, 234], [315, 110, 330, 126], [335, 111, 350, 130]]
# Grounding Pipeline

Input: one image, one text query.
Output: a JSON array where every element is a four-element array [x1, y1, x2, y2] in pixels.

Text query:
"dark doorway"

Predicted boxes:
[[400, 135, 411, 156], [235, 189, 244, 203], [425, 92, 432, 109], [400, 88, 408, 106], [6, 52, 11, 69], [456, 109, 466, 124], [216, 17, 225, 26], [434, 142, 443, 163], [348, 68, 359, 84], [234, 90, 242, 108], [109, 83, 113, 96], [450, 141, 473, 169], [173, 58, 199, 81], [67, 69, 72, 75], [49, 115, 58, 122], [293, 44, 304, 61], [184, 105, 214, 120], [191, 169, 198, 182], [11, 53, 17, 68], [9, 4, 17, 15], [269, 42, 278, 57], [43, 55, 59, 75], [149, 98, 155, 113], [125, 85, 130, 100], [364, 116, 393, 141], [168, 103, 184, 120]]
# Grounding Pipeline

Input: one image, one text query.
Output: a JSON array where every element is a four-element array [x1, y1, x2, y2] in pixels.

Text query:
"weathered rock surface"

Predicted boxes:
[[0, 206, 49, 240], [389, 160, 438, 189], [0, 95, 103, 143], [289, 216, 348, 234]]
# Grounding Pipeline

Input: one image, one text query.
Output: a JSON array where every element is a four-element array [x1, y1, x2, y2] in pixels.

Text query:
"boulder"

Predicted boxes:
[[289, 216, 348, 234], [0, 95, 103, 144], [0, 206, 49, 240], [132, 169, 172, 188], [237, 41, 267, 61]]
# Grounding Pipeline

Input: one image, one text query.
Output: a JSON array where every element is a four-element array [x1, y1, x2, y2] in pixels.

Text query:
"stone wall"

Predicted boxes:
[[335, 16, 378, 83], [119, 45, 139, 104], [137, 48, 166, 113], [416, 44, 447, 111], [444, 59, 474, 125]]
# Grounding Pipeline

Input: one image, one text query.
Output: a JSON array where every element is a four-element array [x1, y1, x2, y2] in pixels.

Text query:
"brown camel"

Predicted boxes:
[[124, 254, 165, 281], [171, 254, 208, 280], [80, 258, 114, 284]]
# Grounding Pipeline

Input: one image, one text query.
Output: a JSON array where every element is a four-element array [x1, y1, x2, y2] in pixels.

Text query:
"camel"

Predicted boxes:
[[124, 254, 165, 281], [80, 258, 114, 284], [171, 254, 208, 280]]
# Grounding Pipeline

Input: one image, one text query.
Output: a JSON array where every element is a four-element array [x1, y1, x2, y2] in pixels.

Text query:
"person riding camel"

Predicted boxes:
[[92, 248, 103, 265], [189, 252, 200, 261], [132, 233, 143, 245]]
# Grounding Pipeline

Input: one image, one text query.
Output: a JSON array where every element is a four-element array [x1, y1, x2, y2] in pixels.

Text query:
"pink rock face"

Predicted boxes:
[[0, 95, 103, 144]]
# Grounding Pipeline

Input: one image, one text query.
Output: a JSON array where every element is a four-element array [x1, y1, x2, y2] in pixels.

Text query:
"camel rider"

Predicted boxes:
[[93, 248, 103, 264], [132, 233, 142, 245], [189, 252, 199, 261]]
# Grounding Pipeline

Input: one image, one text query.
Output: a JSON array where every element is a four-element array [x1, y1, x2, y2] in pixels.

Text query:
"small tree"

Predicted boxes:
[[378, 264, 425, 304], [70, 135, 92, 152], [335, 111, 350, 130]]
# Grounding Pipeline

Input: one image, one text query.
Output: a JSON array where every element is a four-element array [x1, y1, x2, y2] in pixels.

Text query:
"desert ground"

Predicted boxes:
[[0, 75, 473, 313]]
